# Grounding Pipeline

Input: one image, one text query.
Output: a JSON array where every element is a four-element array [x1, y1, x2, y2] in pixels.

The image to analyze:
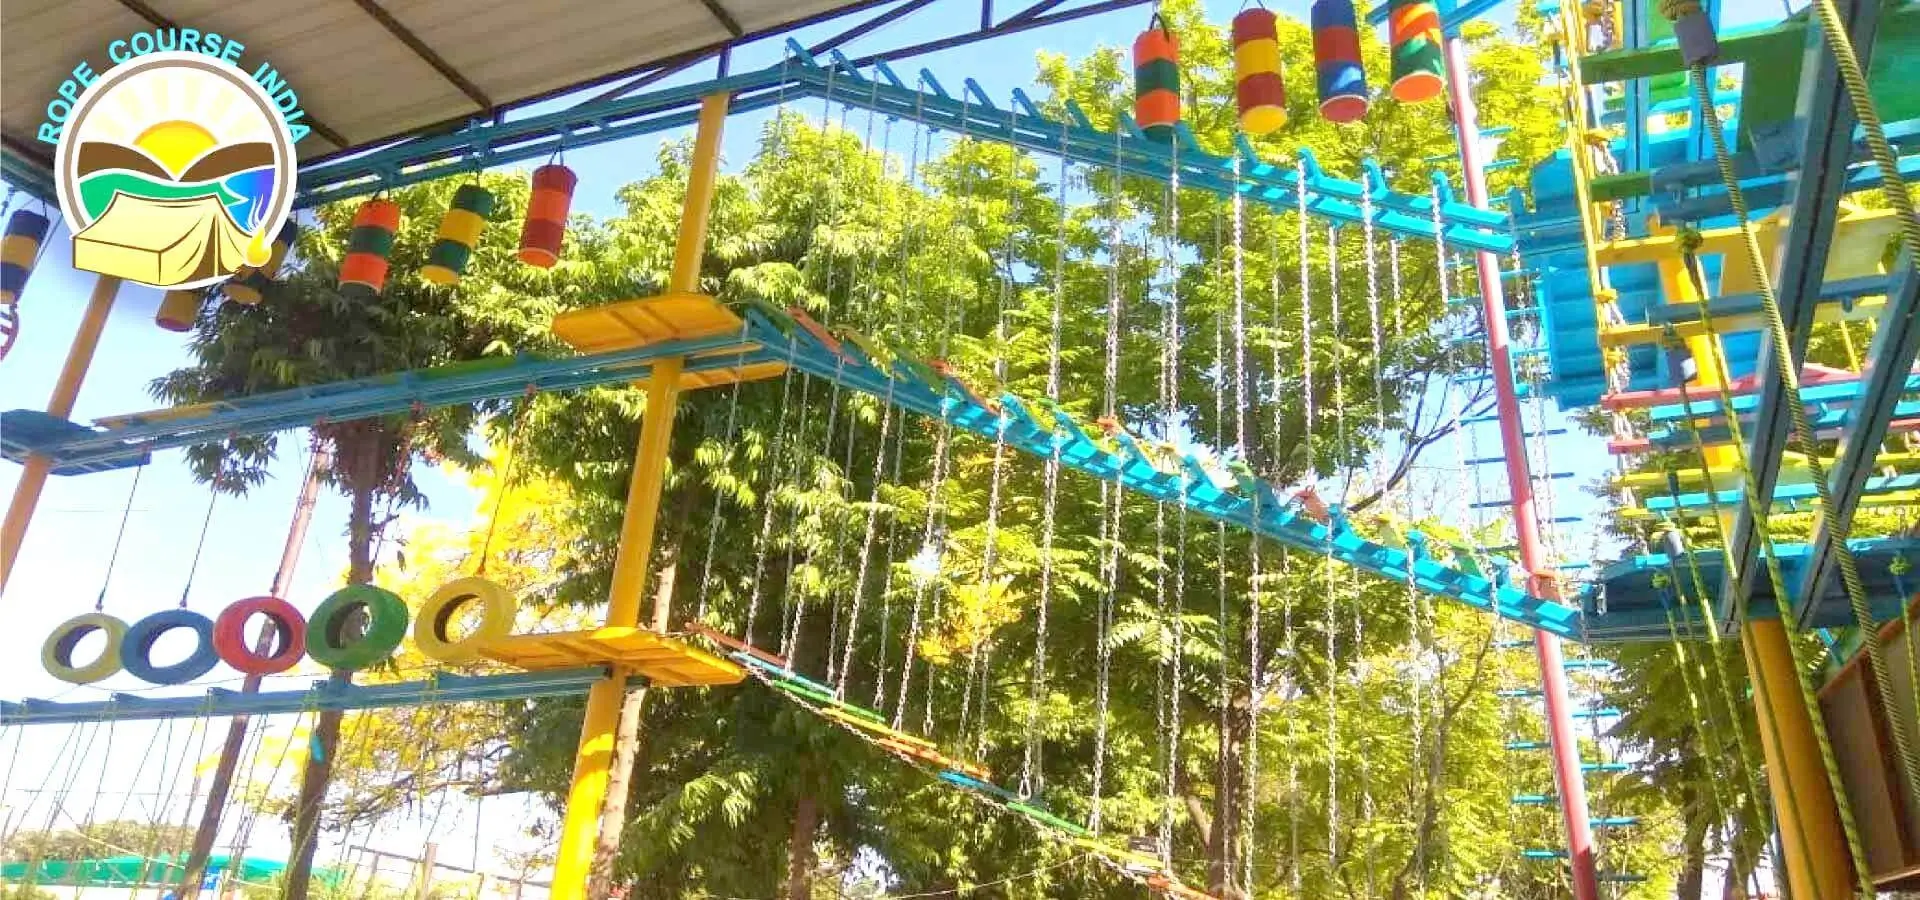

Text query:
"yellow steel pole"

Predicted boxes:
[[1, 274, 121, 595], [547, 92, 728, 900], [1743, 618, 1855, 899]]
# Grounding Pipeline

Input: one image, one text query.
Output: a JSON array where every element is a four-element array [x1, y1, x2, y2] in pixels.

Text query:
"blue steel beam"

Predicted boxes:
[[1642, 273, 1890, 326], [1660, 150, 1920, 221], [1584, 537, 1920, 641], [1642, 371, 1920, 422], [293, 47, 1512, 251], [0, 332, 771, 471], [744, 308, 1585, 638], [1794, 249, 1920, 623], [0, 666, 630, 726], [1641, 472, 1920, 514], [780, 44, 1513, 252], [1716, 0, 1885, 627]]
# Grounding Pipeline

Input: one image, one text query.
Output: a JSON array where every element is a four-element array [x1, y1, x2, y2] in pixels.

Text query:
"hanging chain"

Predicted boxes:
[[1020, 132, 1071, 801], [95, 463, 148, 611], [1090, 120, 1127, 835]]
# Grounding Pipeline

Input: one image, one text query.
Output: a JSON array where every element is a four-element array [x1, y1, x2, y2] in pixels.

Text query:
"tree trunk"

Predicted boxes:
[[587, 556, 678, 900], [1209, 689, 1248, 899], [1677, 777, 1707, 900], [286, 447, 379, 900], [786, 792, 819, 900], [177, 445, 330, 900]]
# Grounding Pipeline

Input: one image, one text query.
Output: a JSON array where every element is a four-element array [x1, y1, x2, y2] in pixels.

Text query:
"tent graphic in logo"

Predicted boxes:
[[53, 51, 295, 290]]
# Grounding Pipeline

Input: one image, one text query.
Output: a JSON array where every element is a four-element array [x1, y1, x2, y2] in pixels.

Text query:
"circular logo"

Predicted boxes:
[[52, 51, 296, 290]]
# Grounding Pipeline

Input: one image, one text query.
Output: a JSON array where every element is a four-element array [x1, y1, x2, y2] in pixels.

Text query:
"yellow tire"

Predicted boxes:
[[413, 576, 517, 662], [42, 612, 129, 684]]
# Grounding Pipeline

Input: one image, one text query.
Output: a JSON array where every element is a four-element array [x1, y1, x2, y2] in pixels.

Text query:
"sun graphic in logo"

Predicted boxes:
[[52, 51, 296, 290]]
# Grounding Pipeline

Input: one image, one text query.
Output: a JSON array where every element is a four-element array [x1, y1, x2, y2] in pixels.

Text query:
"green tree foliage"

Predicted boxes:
[[1, 821, 194, 863]]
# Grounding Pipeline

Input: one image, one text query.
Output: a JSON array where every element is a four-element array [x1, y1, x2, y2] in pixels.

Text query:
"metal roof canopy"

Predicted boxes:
[[1, 0, 1152, 193]]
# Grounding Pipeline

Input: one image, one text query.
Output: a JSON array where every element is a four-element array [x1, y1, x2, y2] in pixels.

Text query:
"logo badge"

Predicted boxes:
[[52, 50, 296, 290]]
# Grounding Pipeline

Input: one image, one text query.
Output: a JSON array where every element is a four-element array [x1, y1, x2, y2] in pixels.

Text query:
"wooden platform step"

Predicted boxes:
[[474, 626, 745, 688], [551, 293, 784, 389]]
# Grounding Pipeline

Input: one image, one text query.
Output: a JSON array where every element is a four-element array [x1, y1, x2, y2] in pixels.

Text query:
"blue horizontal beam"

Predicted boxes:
[[290, 46, 1512, 252], [0, 667, 625, 726], [1642, 472, 1920, 513], [780, 46, 1512, 252], [1643, 371, 1920, 422], [745, 307, 1583, 638], [1, 332, 771, 471], [1640, 397, 1920, 447], [1642, 274, 1892, 328], [1581, 536, 1920, 641]]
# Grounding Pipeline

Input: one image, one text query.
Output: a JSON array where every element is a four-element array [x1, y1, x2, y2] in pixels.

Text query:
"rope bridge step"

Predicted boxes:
[[474, 627, 744, 688]]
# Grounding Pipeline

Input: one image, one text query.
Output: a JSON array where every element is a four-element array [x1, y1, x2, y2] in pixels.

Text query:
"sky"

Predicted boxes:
[[0, 0, 1790, 891]]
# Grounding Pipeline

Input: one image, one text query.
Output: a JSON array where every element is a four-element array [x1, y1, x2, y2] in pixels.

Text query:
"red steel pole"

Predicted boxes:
[[1439, 33, 1600, 900]]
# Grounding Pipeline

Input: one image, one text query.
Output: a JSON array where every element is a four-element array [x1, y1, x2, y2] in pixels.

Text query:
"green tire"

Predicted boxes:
[[307, 584, 409, 671]]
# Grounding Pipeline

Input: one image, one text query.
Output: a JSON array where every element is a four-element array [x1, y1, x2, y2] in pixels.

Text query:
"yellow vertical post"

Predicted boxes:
[[1743, 619, 1855, 899], [546, 92, 729, 900], [1651, 217, 1853, 897], [1, 274, 122, 595]]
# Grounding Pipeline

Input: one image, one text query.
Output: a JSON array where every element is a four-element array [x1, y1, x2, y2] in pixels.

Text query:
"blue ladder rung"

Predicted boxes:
[[1496, 688, 1544, 698], [1561, 658, 1614, 671], [1506, 740, 1549, 750], [1521, 849, 1569, 860], [1598, 873, 1649, 883], [1581, 762, 1629, 773], [1493, 639, 1534, 649], [1572, 707, 1622, 719], [1591, 816, 1641, 828], [1511, 794, 1556, 805]]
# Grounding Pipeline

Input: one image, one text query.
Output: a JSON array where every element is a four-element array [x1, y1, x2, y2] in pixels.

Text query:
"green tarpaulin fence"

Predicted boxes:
[[0, 854, 342, 888]]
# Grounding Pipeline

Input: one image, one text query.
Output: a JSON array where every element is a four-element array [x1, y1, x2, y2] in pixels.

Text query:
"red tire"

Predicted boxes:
[[213, 595, 307, 675]]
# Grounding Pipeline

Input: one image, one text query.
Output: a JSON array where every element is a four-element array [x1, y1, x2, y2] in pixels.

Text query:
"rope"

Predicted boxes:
[[476, 408, 526, 577], [177, 490, 220, 608], [95, 463, 147, 611], [1690, 62, 1908, 891]]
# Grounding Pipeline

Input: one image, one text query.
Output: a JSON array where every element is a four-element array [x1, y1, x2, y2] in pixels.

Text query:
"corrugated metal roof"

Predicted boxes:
[[1, 0, 875, 165]]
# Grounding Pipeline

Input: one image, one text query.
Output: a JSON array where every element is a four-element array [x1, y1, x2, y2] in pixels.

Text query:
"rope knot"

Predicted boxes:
[[1656, 0, 1700, 21], [1676, 224, 1705, 253]]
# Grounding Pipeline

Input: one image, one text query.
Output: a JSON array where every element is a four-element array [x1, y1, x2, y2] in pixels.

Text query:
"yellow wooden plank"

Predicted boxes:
[[551, 292, 745, 353], [474, 626, 745, 686], [1600, 297, 1886, 348]]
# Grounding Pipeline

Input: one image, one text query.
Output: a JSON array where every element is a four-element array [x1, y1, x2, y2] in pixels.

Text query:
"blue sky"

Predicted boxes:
[[0, 0, 1786, 882]]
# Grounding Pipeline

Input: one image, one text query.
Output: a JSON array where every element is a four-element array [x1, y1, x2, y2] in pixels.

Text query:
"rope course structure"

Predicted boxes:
[[6, 0, 1920, 894]]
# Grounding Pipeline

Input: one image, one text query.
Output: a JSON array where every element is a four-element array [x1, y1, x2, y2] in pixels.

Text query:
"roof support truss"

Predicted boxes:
[[348, 0, 494, 114]]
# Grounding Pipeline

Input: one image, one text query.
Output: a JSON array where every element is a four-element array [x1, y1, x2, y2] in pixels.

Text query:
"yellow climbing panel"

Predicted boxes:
[[475, 626, 746, 687], [550, 291, 785, 389]]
